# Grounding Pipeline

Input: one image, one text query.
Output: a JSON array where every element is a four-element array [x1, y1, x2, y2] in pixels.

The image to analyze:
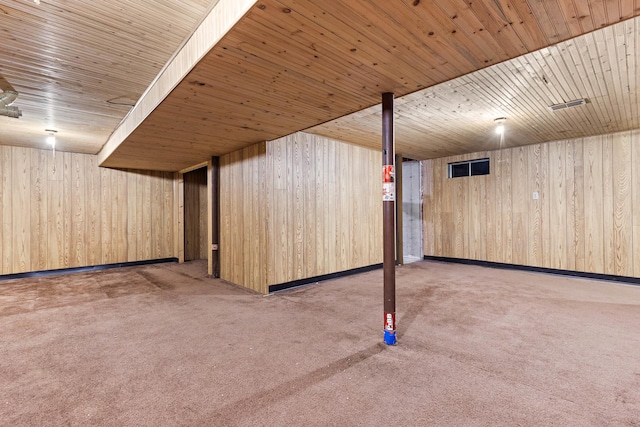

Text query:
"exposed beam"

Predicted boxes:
[[98, 0, 258, 167]]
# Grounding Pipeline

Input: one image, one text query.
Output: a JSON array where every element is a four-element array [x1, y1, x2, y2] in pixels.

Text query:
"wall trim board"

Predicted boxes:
[[423, 256, 640, 287], [268, 263, 383, 293], [0, 258, 179, 282]]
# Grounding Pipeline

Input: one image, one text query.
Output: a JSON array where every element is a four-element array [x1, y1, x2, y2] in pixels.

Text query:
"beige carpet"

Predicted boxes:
[[1, 260, 639, 426]]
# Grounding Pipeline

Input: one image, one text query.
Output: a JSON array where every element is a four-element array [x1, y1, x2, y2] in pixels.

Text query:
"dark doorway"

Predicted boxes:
[[183, 167, 208, 261]]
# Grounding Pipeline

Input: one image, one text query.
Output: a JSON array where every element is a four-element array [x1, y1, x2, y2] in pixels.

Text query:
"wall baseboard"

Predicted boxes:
[[0, 258, 179, 282], [423, 256, 640, 286], [268, 263, 383, 293]]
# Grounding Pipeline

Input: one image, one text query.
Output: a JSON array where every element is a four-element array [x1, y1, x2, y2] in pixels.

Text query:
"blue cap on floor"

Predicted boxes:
[[384, 330, 397, 345]]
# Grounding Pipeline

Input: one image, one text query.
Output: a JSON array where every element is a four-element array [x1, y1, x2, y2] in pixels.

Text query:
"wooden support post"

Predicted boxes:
[[382, 92, 397, 345]]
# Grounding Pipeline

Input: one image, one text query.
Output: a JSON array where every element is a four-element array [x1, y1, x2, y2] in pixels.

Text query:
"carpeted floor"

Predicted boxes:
[[1, 260, 639, 426]]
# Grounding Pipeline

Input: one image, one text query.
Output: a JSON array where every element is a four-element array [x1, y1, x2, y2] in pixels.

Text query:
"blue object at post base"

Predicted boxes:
[[384, 330, 397, 345]]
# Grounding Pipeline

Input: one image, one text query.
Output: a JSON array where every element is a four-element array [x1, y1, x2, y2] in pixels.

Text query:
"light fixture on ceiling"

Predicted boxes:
[[45, 129, 58, 171], [45, 129, 57, 146], [494, 117, 506, 135]]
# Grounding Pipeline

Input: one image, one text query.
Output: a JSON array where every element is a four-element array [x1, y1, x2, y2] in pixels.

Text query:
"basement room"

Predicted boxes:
[[1, 0, 639, 425]]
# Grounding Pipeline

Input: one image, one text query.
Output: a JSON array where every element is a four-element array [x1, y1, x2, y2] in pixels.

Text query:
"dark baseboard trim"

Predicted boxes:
[[0, 258, 179, 282], [268, 263, 383, 293], [423, 256, 640, 286]]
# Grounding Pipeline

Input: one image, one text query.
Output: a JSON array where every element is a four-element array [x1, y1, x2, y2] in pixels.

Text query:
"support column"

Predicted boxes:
[[211, 156, 220, 278], [382, 92, 397, 345]]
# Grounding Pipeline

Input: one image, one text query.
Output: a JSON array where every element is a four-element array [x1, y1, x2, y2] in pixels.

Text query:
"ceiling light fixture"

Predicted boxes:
[[45, 129, 58, 170], [45, 129, 57, 146], [494, 117, 506, 135]]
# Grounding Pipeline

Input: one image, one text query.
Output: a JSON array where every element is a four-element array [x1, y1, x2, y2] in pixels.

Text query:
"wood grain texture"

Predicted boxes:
[[602, 135, 615, 274], [1, 146, 14, 273], [99, 0, 256, 166], [266, 133, 382, 286], [565, 141, 576, 271], [492, 151, 503, 263], [423, 129, 640, 278], [527, 144, 543, 267], [633, 133, 640, 276], [220, 132, 382, 293], [0, 147, 175, 275], [583, 136, 604, 273], [422, 160, 434, 257], [128, 172, 140, 261], [309, 17, 640, 166], [100, 167, 113, 264], [12, 147, 31, 273], [220, 142, 268, 293], [47, 152, 65, 269], [512, 147, 529, 265], [86, 155, 102, 266], [501, 148, 513, 263], [30, 148, 47, 271], [175, 173, 185, 263], [612, 132, 633, 275], [571, 141, 585, 271], [549, 141, 567, 269], [99, 2, 640, 171], [1, 0, 213, 154]]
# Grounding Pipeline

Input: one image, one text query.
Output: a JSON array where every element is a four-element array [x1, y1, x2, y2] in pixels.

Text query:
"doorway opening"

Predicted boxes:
[[183, 167, 208, 261], [402, 160, 423, 263]]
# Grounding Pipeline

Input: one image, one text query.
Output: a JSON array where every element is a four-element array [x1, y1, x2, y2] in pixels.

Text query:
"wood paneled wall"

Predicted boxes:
[[183, 167, 208, 261], [0, 146, 175, 276], [220, 142, 267, 291], [266, 133, 382, 285], [220, 133, 382, 293], [423, 129, 640, 278]]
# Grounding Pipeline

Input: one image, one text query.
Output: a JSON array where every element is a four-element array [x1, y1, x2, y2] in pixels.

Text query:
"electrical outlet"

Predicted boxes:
[[532, 192, 539, 200]]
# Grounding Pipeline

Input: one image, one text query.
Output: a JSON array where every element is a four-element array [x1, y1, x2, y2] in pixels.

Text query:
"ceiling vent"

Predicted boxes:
[[549, 98, 588, 112]]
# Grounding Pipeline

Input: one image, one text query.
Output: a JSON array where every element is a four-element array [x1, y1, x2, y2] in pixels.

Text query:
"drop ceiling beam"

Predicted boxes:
[[98, 0, 258, 167]]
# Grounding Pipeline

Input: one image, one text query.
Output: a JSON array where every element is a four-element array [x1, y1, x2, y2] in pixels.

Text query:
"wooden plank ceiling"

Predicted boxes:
[[1, 1, 639, 170], [101, 0, 640, 171], [309, 16, 640, 158], [0, 0, 215, 153]]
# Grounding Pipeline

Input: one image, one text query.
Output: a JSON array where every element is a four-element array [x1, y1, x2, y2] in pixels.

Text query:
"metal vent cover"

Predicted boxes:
[[549, 98, 588, 111]]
